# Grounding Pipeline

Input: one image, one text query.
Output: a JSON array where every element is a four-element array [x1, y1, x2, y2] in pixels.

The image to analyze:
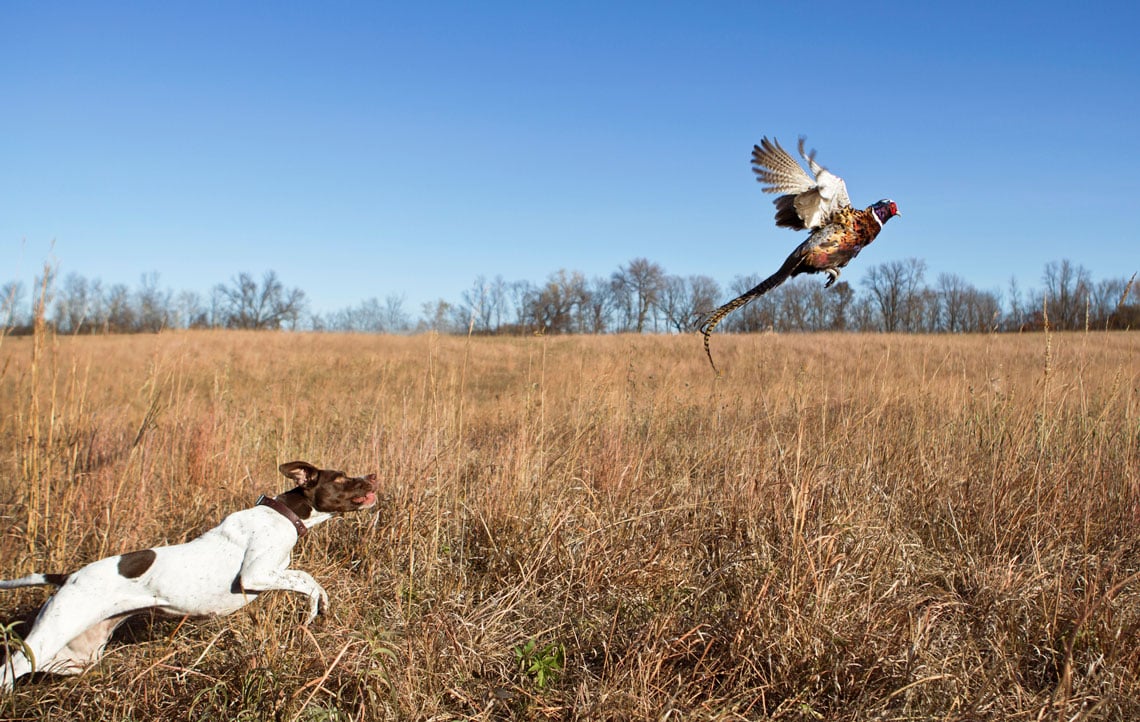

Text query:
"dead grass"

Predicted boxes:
[[0, 328, 1138, 720]]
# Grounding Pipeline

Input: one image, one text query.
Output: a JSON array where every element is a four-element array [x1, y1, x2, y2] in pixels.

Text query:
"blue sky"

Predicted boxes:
[[3, 1, 1138, 316]]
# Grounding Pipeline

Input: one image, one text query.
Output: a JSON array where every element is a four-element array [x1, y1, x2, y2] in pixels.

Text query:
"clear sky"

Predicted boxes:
[[3, 1, 1138, 316]]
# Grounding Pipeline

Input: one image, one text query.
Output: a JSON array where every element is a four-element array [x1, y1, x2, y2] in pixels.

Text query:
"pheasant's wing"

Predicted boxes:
[[752, 137, 851, 231], [751, 138, 815, 197], [793, 137, 851, 224], [800, 221, 845, 254]]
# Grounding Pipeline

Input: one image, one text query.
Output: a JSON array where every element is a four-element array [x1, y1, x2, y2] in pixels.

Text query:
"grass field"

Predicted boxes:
[[0, 328, 1137, 720]]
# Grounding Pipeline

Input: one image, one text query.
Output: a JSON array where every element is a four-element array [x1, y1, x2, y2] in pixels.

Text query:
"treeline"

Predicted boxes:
[[2, 258, 1137, 337], [418, 258, 1138, 334], [2, 271, 313, 334]]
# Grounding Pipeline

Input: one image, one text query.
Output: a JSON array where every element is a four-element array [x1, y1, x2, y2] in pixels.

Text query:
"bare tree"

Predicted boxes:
[[1086, 277, 1125, 329], [419, 299, 461, 333], [528, 269, 587, 334], [460, 275, 499, 333], [1, 281, 27, 330], [659, 274, 720, 333], [215, 271, 306, 330], [487, 276, 509, 331], [779, 280, 811, 331], [505, 280, 537, 333], [915, 288, 941, 333], [384, 294, 410, 332], [361, 298, 388, 332], [85, 279, 106, 330], [136, 272, 171, 333], [104, 284, 135, 333], [611, 258, 666, 332], [863, 258, 927, 332], [1005, 276, 1028, 331], [937, 273, 970, 332], [962, 287, 1002, 332], [325, 297, 387, 333], [52, 273, 92, 333], [1042, 259, 1091, 330], [822, 280, 855, 331], [581, 276, 615, 334], [174, 290, 207, 329], [687, 275, 721, 327], [723, 273, 778, 332], [849, 294, 878, 332], [796, 278, 854, 331]]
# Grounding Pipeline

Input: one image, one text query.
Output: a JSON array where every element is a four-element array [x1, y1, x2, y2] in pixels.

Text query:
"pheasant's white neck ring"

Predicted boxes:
[[872, 210, 884, 228]]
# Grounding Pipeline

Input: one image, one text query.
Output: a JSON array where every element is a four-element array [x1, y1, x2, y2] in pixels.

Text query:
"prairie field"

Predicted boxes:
[[0, 328, 1138, 721]]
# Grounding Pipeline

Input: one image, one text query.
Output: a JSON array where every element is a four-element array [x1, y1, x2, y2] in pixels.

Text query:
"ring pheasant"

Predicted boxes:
[[699, 137, 899, 373]]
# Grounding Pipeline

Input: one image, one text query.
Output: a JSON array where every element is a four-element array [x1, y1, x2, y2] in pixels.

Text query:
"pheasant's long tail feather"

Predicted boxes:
[[699, 260, 798, 374]]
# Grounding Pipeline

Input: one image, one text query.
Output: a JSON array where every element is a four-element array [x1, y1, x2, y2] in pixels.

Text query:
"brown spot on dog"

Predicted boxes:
[[117, 549, 157, 579]]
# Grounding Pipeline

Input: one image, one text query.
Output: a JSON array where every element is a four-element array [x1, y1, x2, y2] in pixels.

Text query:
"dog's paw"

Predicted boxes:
[[304, 588, 329, 625]]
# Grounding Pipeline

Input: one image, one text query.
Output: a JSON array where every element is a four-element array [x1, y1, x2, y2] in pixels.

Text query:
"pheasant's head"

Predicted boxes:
[[871, 199, 900, 225]]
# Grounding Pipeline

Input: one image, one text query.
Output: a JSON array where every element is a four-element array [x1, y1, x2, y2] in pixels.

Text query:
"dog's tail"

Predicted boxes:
[[0, 573, 69, 590]]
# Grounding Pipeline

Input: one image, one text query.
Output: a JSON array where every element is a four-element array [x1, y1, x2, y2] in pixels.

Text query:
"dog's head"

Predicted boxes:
[[278, 461, 378, 513]]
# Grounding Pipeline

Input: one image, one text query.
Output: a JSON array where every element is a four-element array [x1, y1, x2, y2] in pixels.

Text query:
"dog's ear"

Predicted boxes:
[[279, 461, 321, 487]]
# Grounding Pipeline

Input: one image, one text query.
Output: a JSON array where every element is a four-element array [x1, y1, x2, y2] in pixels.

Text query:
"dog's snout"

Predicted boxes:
[[352, 491, 378, 507], [352, 475, 379, 508]]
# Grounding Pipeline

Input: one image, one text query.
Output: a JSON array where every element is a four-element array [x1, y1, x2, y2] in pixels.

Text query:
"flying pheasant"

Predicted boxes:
[[699, 137, 899, 372]]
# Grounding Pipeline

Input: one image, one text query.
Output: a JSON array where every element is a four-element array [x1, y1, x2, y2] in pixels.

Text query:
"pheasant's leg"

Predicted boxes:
[[823, 268, 840, 288]]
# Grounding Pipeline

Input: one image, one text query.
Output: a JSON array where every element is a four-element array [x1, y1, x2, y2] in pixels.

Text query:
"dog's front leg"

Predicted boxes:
[[242, 569, 329, 624]]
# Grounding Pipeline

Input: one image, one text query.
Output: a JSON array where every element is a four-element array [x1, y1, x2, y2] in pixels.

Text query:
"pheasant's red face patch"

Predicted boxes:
[[871, 199, 899, 224]]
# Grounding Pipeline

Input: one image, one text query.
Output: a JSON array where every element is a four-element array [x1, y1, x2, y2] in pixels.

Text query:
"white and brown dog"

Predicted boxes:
[[1, 461, 377, 690]]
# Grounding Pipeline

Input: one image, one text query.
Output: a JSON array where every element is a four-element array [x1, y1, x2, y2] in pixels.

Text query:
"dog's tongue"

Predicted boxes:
[[353, 491, 377, 506]]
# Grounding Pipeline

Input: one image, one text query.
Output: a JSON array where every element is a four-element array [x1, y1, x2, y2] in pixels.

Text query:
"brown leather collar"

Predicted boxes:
[[256, 495, 308, 538]]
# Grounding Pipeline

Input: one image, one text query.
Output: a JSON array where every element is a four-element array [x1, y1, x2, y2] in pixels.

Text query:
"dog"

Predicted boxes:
[[1, 461, 377, 690]]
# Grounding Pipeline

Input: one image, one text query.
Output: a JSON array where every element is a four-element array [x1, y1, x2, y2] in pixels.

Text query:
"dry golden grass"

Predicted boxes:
[[0, 328, 1138, 721]]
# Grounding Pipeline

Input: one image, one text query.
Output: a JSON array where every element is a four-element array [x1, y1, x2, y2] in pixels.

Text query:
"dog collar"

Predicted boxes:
[[256, 495, 308, 538]]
